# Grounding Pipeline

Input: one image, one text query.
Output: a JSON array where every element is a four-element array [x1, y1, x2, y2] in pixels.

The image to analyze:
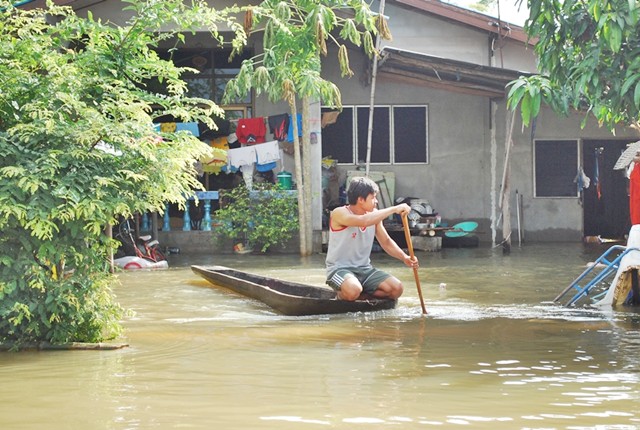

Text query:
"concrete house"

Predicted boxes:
[[24, 0, 639, 251], [321, 0, 638, 245]]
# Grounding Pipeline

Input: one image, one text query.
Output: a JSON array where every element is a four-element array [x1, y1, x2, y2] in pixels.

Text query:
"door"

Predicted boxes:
[[582, 139, 635, 239]]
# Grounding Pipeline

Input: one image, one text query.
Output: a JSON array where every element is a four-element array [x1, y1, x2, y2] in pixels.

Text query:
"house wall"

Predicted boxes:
[[380, 4, 489, 65], [378, 1, 538, 73], [71, 0, 640, 244], [492, 39, 538, 72], [500, 104, 638, 241], [323, 46, 495, 237], [73, 0, 241, 28], [323, 40, 639, 243]]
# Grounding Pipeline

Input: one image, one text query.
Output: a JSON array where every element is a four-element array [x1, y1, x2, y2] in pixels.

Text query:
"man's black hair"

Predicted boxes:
[[347, 176, 379, 205]]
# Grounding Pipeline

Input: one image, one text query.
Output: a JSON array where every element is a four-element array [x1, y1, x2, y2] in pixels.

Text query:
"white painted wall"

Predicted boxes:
[[380, 5, 489, 65]]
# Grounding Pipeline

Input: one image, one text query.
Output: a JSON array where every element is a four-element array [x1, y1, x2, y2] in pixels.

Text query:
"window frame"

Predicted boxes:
[[158, 47, 254, 109], [321, 104, 429, 166], [392, 105, 429, 165], [533, 138, 580, 198], [356, 105, 391, 165]]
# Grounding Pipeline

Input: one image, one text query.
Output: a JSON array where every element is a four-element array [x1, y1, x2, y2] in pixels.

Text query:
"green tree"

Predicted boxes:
[[224, 0, 390, 255], [0, 0, 245, 346], [508, 0, 640, 130]]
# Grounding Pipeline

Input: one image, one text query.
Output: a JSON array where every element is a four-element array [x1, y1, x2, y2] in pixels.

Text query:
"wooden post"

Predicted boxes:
[[163, 203, 171, 231], [500, 109, 516, 254], [289, 99, 307, 256], [105, 224, 114, 274], [302, 97, 313, 255], [502, 163, 511, 254]]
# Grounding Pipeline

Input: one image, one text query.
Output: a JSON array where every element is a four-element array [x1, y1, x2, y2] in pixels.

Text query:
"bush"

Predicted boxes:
[[214, 182, 299, 252], [0, 0, 245, 347]]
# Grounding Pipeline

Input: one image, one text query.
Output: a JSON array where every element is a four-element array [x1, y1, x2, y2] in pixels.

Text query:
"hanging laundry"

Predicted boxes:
[[201, 146, 228, 174], [199, 118, 230, 139], [227, 146, 257, 169], [241, 164, 254, 189], [227, 132, 240, 149], [255, 140, 281, 172], [268, 113, 289, 141], [573, 166, 591, 192], [594, 148, 602, 199], [237, 117, 266, 145], [287, 113, 303, 142], [160, 122, 176, 133], [211, 136, 229, 151], [201, 159, 226, 174], [221, 164, 238, 174], [175, 122, 200, 137], [255, 141, 280, 165]]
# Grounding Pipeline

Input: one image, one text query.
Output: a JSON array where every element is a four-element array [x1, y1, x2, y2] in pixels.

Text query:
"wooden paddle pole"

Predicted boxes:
[[402, 214, 427, 314]]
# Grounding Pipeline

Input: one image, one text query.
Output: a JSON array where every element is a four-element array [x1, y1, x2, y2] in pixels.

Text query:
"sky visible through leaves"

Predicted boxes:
[[446, 0, 529, 25]]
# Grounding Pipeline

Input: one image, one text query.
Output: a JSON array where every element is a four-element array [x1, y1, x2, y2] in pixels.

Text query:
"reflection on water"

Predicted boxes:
[[1, 243, 640, 429]]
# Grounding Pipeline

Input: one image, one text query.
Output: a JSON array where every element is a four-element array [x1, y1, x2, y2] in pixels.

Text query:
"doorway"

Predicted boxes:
[[582, 139, 635, 239]]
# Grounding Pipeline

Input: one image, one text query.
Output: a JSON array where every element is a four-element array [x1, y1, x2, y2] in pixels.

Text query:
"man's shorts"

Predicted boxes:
[[326, 266, 391, 294]]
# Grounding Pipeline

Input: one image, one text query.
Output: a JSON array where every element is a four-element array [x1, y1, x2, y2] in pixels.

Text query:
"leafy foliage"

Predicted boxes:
[[224, 0, 388, 108], [222, 0, 388, 257], [215, 183, 299, 253], [508, 0, 640, 130], [0, 0, 245, 346]]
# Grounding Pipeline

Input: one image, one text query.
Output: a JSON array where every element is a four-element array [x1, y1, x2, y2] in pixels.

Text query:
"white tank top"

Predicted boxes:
[[325, 206, 375, 274]]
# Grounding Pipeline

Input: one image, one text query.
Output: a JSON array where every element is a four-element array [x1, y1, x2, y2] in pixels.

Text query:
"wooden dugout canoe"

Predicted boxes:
[[191, 265, 397, 316]]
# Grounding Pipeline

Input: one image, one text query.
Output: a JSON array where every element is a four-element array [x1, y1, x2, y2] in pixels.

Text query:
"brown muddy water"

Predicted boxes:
[[1, 243, 639, 429]]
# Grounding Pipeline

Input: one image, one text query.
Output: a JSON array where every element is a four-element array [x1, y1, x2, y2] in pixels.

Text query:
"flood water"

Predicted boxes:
[[1, 243, 640, 429]]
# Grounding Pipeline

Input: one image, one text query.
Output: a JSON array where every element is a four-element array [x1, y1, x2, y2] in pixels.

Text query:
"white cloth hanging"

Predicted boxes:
[[227, 146, 257, 169], [255, 140, 280, 165]]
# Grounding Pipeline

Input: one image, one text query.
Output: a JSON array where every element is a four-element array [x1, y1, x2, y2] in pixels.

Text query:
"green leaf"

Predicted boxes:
[[609, 23, 622, 52], [621, 74, 640, 95], [531, 90, 542, 118], [520, 93, 532, 127], [634, 81, 640, 108]]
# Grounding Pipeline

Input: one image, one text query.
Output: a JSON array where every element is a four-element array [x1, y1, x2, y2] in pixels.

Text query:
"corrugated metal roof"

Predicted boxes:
[[377, 46, 530, 98]]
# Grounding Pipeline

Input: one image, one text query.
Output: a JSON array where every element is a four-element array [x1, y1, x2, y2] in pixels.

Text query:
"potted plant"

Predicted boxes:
[[214, 182, 299, 252]]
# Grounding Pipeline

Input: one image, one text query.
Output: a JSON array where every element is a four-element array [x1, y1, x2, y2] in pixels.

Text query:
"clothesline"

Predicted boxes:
[[227, 110, 339, 124], [156, 111, 339, 144], [227, 113, 286, 124]]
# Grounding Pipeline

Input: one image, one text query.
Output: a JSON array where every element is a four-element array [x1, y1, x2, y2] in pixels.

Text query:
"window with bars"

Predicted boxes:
[[533, 139, 579, 197], [162, 48, 251, 103], [321, 105, 429, 165]]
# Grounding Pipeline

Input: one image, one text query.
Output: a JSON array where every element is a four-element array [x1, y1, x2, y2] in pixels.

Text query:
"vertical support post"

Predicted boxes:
[[163, 203, 171, 231], [141, 212, 150, 232], [151, 212, 159, 241], [182, 200, 192, 231], [202, 200, 212, 231], [105, 224, 114, 274], [631, 269, 640, 306]]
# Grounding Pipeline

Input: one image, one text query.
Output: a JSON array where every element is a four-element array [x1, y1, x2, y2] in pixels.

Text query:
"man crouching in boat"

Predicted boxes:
[[326, 176, 419, 301]]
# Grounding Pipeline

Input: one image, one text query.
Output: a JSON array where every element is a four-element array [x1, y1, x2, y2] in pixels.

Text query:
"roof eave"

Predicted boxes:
[[388, 0, 536, 46], [377, 47, 531, 99]]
